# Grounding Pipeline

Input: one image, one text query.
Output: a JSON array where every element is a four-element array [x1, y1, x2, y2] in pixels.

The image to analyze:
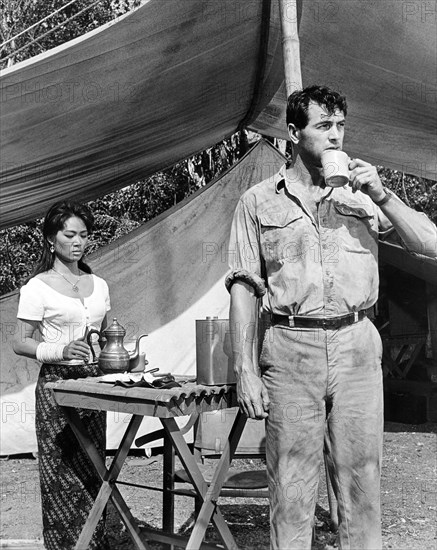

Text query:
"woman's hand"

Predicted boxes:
[[63, 340, 90, 361]]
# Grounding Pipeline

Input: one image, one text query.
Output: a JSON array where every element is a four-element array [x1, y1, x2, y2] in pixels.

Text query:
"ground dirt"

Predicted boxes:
[[0, 421, 436, 550]]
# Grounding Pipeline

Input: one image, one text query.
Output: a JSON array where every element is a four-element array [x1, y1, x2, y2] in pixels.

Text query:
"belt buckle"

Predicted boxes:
[[322, 317, 341, 330], [353, 311, 359, 323], [287, 316, 295, 328], [321, 318, 335, 329]]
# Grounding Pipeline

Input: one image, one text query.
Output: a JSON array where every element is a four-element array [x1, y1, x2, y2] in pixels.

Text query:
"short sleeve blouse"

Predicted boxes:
[[17, 275, 110, 365]]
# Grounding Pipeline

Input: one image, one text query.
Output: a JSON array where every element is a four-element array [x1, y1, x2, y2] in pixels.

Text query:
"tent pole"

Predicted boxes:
[[278, 0, 302, 98], [427, 283, 437, 363]]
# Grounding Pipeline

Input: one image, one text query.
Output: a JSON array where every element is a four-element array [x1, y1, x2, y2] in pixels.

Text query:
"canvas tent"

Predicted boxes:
[[0, 139, 286, 456], [1, 0, 436, 454], [1, 0, 436, 228]]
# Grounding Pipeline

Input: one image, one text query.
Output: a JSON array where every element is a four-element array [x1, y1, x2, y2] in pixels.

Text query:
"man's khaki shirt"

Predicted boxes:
[[227, 165, 396, 317]]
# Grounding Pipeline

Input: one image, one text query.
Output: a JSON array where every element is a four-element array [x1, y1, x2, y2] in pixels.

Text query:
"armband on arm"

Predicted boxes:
[[225, 269, 266, 298], [36, 343, 65, 363]]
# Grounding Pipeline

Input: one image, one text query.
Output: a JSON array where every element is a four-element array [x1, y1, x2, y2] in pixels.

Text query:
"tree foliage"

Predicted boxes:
[[378, 168, 437, 224]]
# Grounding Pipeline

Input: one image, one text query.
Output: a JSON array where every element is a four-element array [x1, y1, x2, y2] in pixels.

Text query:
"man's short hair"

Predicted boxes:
[[286, 85, 347, 128]]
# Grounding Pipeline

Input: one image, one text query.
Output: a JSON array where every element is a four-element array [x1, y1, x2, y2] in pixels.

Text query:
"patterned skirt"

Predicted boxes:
[[35, 363, 108, 550]]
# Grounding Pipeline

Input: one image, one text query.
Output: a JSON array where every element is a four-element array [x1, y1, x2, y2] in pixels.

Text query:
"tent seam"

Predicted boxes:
[[238, 0, 272, 132]]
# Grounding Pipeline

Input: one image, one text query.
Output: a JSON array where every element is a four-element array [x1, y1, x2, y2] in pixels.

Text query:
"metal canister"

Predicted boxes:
[[195, 317, 235, 385]]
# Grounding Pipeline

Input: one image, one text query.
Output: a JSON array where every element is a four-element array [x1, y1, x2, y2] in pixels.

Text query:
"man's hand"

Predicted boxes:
[[348, 158, 386, 203], [236, 369, 270, 420]]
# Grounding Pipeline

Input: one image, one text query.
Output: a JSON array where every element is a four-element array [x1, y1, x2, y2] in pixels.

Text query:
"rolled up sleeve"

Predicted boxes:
[[225, 198, 266, 297]]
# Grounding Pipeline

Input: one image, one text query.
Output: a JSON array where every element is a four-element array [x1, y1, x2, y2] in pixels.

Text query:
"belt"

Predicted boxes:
[[270, 306, 375, 330]]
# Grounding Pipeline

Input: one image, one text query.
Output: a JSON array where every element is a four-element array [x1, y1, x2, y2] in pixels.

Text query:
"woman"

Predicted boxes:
[[13, 201, 110, 550]]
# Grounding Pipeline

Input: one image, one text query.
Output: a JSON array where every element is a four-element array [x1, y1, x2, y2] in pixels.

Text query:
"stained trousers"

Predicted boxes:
[[260, 318, 383, 550]]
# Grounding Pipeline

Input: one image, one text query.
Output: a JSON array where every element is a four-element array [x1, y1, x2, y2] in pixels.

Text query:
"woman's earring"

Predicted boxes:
[[50, 244, 55, 253]]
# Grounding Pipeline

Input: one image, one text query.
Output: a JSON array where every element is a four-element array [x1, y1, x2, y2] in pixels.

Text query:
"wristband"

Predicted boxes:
[[36, 342, 65, 363], [374, 188, 393, 207]]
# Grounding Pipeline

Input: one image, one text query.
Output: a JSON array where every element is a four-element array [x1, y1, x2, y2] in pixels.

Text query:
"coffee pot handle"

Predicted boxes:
[[87, 329, 102, 362]]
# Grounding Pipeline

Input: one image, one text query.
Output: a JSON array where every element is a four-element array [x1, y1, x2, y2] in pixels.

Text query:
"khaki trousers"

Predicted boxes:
[[260, 318, 383, 550]]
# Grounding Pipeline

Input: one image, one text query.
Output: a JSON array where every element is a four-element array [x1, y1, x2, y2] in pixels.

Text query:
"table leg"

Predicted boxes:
[[62, 407, 149, 550], [162, 430, 175, 533], [188, 410, 248, 549], [161, 410, 247, 550]]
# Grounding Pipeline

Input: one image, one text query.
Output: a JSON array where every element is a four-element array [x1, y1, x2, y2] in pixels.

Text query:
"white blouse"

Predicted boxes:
[[17, 275, 110, 365]]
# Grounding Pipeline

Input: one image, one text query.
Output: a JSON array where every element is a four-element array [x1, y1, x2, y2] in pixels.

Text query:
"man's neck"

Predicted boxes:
[[287, 154, 325, 189]]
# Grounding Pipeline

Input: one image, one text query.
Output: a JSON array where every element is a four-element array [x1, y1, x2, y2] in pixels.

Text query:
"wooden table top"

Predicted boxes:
[[46, 376, 238, 418]]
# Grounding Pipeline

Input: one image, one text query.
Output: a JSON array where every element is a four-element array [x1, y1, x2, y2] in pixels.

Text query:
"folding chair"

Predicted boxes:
[[175, 409, 268, 498], [135, 407, 267, 536]]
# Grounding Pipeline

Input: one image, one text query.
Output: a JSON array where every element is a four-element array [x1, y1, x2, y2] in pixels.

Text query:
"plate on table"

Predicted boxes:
[[99, 372, 145, 384]]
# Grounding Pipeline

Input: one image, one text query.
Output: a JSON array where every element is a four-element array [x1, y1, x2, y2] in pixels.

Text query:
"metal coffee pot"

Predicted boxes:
[[87, 318, 148, 373]]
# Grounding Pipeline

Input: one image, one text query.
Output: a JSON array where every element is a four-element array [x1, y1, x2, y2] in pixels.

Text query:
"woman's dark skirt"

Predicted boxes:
[[35, 363, 107, 550]]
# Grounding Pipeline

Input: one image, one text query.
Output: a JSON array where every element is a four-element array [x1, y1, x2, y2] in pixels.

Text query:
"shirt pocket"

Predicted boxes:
[[259, 210, 304, 262], [333, 202, 377, 253]]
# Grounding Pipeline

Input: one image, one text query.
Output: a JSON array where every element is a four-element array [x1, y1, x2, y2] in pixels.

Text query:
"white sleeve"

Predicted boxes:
[[103, 279, 111, 312], [17, 280, 44, 321]]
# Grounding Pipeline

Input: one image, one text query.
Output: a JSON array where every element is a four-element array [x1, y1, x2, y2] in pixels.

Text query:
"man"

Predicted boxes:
[[225, 85, 437, 549]]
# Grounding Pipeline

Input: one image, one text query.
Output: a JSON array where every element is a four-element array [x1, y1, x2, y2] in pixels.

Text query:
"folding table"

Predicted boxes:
[[46, 377, 247, 550]]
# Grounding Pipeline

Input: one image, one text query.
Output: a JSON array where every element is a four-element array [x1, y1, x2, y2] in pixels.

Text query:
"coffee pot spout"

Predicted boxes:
[[128, 334, 148, 372], [128, 334, 148, 360]]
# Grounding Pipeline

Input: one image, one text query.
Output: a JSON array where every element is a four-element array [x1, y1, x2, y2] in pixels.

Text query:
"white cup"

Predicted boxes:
[[321, 150, 350, 187]]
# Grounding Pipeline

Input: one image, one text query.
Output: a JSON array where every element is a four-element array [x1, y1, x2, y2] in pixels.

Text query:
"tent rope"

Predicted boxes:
[[1, 0, 101, 63], [1, 0, 82, 49]]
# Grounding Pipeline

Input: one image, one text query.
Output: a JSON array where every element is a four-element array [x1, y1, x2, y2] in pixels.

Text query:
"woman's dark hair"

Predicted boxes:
[[32, 201, 94, 277], [286, 85, 348, 128]]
